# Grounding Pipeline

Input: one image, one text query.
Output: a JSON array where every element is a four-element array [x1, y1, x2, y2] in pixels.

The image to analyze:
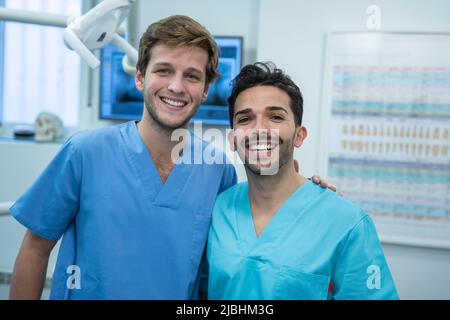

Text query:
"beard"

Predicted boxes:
[[238, 133, 295, 176], [143, 95, 197, 131]]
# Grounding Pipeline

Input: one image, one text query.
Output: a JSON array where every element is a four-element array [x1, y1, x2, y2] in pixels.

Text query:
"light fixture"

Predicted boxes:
[[0, 0, 138, 75], [64, 0, 137, 73]]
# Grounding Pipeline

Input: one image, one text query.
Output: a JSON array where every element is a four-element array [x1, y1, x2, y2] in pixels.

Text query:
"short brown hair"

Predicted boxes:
[[136, 15, 220, 86]]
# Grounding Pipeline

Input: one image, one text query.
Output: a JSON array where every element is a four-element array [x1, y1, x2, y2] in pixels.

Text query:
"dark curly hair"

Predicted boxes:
[[228, 62, 303, 128]]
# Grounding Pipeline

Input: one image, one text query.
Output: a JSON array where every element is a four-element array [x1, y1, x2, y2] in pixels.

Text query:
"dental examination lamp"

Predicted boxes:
[[0, 0, 138, 75], [64, 0, 138, 74]]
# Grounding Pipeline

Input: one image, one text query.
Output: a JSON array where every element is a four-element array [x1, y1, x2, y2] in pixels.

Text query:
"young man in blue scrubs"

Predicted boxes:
[[207, 62, 399, 299], [9, 15, 237, 300]]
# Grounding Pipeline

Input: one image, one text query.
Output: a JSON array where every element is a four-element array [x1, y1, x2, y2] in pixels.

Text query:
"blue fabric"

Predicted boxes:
[[207, 180, 399, 300], [11, 121, 236, 300]]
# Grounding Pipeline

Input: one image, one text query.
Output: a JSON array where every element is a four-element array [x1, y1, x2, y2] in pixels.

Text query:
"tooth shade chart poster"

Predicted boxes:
[[320, 32, 450, 249]]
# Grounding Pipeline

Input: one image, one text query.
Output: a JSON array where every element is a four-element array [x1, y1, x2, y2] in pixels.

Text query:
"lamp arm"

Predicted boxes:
[[112, 33, 138, 63], [63, 28, 101, 69], [69, 0, 134, 34], [0, 7, 68, 27]]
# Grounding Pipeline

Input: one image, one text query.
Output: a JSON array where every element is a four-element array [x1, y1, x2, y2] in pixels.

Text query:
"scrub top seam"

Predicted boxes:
[[332, 212, 370, 272]]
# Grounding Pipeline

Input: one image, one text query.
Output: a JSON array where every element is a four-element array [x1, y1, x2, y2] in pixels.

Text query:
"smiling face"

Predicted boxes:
[[230, 85, 307, 175], [135, 43, 209, 130]]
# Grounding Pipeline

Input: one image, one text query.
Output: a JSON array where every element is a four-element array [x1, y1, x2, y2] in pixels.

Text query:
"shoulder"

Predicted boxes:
[[214, 182, 246, 210], [307, 182, 368, 230], [211, 183, 246, 226], [65, 122, 128, 153], [217, 181, 246, 199]]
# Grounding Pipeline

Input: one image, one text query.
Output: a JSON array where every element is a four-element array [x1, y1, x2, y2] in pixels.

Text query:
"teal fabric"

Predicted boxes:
[[207, 180, 399, 300]]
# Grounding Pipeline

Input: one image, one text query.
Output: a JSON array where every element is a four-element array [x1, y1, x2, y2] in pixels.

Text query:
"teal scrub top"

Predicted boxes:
[[207, 180, 399, 300], [11, 121, 236, 300]]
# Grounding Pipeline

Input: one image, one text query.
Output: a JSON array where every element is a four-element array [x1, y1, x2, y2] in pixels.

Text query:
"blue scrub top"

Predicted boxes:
[[11, 121, 236, 300], [207, 180, 399, 300]]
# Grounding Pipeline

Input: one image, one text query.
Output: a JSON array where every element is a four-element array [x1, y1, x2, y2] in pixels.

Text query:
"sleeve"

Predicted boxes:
[[218, 164, 237, 194], [9, 138, 82, 241], [332, 214, 400, 300]]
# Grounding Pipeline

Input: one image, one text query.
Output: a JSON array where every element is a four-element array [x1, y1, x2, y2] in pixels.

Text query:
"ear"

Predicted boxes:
[[201, 84, 210, 102], [135, 70, 144, 91], [294, 126, 307, 148], [228, 130, 237, 152]]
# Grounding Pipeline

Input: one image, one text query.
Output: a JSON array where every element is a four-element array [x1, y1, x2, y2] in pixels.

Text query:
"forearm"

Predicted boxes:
[[9, 231, 56, 300], [9, 247, 50, 300]]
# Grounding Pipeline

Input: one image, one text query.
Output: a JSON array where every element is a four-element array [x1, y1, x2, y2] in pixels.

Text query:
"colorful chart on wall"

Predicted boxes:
[[320, 32, 450, 249]]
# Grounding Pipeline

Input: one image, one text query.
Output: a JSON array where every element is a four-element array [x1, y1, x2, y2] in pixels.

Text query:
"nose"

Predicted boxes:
[[251, 117, 280, 142], [252, 115, 271, 131], [167, 74, 185, 94]]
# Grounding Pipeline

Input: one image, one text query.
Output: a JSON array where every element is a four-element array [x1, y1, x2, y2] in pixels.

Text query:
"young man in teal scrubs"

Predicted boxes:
[[206, 62, 399, 300]]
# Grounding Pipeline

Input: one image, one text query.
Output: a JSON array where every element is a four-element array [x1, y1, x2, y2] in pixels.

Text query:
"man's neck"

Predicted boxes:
[[136, 113, 189, 182], [246, 161, 308, 215]]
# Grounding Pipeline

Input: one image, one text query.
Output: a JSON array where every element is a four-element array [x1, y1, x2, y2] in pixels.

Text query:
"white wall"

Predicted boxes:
[[0, 140, 61, 283], [256, 0, 450, 299], [0, 140, 60, 203]]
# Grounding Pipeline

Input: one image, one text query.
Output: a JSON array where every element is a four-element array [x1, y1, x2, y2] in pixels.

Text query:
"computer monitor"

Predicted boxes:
[[99, 36, 243, 125]]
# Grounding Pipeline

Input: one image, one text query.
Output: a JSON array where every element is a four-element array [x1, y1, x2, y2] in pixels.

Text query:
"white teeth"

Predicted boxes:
[[161, 97, 186, 107], [249, 144, 274, 151]]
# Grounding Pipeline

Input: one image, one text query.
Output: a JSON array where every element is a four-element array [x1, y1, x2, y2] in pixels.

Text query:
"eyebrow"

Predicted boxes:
[[266, 106, 289, 114], [234, 108, 252, 118], [234, 106, 289, 118], [152, 62, 172, 68], [152, 63, 203, 75], [185, 68, 203, 76]]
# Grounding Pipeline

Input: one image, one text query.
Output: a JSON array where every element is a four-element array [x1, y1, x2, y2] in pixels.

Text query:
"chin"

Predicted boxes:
[[245, 162, 280, 176], [151, 111, 193, 130], [144, 98, 197, 130], [162, 117, 191, 129]]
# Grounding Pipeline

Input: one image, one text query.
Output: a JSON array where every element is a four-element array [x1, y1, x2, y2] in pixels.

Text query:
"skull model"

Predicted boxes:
[[34, 112, 64, 142]]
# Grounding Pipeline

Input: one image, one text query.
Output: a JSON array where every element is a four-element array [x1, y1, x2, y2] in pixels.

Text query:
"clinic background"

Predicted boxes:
[[1, 0, 450, 299]]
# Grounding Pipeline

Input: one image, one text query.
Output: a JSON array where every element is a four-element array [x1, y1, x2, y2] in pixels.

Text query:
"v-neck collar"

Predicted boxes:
[[236, 180, 316, 256], [120, 121, 195, 208]]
